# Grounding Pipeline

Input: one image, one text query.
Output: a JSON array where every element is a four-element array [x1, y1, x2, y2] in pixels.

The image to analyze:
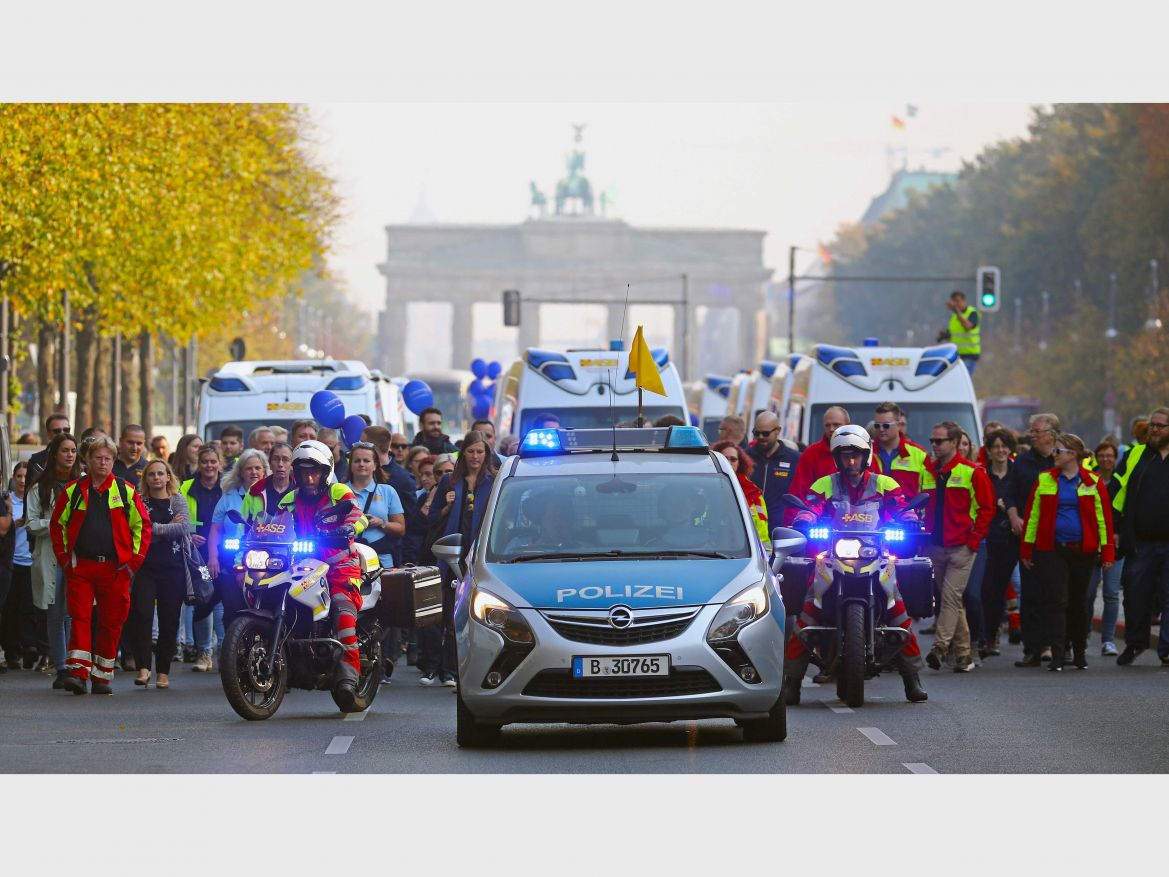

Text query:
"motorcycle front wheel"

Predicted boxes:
[[331, 634, 382, 713], [221, 615, 289, 721], [836, 602, 866, 708]]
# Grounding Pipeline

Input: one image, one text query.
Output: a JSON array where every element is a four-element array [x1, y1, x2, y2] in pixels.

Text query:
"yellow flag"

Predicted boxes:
[[629, 325, 666, 396]]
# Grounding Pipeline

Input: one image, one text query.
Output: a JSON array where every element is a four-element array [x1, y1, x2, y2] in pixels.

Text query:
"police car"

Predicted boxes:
[[431, 426, 804, 747]]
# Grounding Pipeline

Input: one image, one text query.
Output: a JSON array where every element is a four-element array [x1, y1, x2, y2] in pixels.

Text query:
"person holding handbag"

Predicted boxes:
[[128, 460, 192, 689], [25, 433, 82, 688], [1020, 433, 1115, 672], [424, 431, 498, 687]]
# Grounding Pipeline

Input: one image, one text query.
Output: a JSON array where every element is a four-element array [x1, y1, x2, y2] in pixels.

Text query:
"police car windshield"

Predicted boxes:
[[486, 473, 751, 562]]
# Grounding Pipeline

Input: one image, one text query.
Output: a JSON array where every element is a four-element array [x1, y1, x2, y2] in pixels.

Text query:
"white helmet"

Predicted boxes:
[[830, 424, 872, 471], [291, 440, 335, 489]]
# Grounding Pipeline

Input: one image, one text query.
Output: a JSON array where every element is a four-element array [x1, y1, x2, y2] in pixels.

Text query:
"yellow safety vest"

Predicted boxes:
[[1111, 443, 1146, 513], [948, 306, 981, 357]]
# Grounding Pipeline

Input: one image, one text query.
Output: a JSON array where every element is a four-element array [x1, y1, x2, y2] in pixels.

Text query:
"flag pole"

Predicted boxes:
[[638, 386, 643, 427]]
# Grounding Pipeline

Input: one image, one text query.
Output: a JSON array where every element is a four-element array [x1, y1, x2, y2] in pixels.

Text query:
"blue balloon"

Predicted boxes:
[[310, 390, 346, 429], [470, 358, 487, 379], [402, 380, 433, 416], [470, 393, 491, 421], [469, 377, 492, 398], [486, 360, 502, 380], [341, 414, 367, 448]]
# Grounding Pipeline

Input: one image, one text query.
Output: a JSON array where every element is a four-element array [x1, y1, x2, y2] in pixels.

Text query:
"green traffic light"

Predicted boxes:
[[981, 293, 995, 307]]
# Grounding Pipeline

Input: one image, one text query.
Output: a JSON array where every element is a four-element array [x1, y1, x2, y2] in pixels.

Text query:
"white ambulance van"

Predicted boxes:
[[727, 362, 787, 426], [492, 344, 688, 440], [197, 360, 408, 442], [779, 342, 981, 449], [696, 374, 732, 442]]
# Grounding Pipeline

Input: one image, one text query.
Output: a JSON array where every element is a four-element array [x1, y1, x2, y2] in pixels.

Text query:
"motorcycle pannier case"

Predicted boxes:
[[894, 557, 934, 619], [778, 557, 815, 615], [379, 565, 443, 628]]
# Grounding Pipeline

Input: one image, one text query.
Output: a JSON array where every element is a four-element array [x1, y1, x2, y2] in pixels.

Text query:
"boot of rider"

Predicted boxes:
[[780, 654, 811, 705], [901, 672, 928, 703]]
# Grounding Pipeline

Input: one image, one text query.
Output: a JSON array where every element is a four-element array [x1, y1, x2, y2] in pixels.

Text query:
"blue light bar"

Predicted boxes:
[[522, 428, 563, 454], [808, 526, 831, 541], [293, 540, 316, 554], [210, 377, 248, 392], [651, 347, 669, 368], [759, 360, 779, 379], [609, 339, 625, 351], [884, 528, 905, 543], [863, 337, 880, 347], [664, 426, 707, 449], [326, 375, 366, 391], [223, 538, 241, 551], [527, 349, 570, 370]]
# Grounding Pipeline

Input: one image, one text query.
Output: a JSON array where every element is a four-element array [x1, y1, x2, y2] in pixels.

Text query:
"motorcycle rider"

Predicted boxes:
[[278, 440, 368, 709], [781, 425, 929, 705]]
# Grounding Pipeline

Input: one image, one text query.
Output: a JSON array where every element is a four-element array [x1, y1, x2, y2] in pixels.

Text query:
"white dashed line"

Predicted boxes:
[[343, 710, 368, 722], [857, 727, 897, 746], [824, 701, 854, 714], [325, 735, 354, 755], [312, 771, 337, 775], [902, 762, 938, 774]]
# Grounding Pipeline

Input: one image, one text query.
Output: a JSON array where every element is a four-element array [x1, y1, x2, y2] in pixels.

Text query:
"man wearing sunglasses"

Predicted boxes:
[[746, 412, 801, 526], [923, 421, 995, 674], [872, 401, 932, 504]]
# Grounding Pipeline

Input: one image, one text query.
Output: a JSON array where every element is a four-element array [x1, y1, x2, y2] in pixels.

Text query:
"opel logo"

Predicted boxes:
[[608, 605, 634, 629]]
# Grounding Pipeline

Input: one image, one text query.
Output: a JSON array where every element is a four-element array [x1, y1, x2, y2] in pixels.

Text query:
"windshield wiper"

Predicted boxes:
[[640, 549, 734, 559], [502, 550, 632, 564]]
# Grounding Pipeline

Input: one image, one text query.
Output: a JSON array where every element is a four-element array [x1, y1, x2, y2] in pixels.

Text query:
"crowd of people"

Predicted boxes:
[[0, 405, 509, 694], [714, 403, 1169, 676], [1, 399, 1165, 697]]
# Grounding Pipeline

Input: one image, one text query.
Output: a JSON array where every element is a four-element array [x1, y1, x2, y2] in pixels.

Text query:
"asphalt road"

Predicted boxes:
[[2, 637, 1167, 774]]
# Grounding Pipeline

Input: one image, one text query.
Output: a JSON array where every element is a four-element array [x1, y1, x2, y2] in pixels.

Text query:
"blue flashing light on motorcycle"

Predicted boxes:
[[807, 526, 831, 541], [883, 528, 906, 543], [223, 537, 240, 551], [293, 539, 315, 554]]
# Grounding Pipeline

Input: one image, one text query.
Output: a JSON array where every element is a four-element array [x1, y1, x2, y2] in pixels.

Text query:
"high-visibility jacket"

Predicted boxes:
[[736, 472, 770, 544], [50, 474, 152, 573], [277, 482, 367, 584], [949, 306, 981, 356], [925, 455, 994, 550], [240, 477, 294, 522], [1111, 442, 1145, 512], [1020, 467, 1114, 563], [800, 471, 909, 523], [786, 436, 877, 524], [874, 435, 933, 499]]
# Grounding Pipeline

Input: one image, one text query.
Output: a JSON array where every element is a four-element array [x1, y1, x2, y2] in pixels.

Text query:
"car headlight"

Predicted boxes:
[[471, 587, 535, 645], [834, 538, 862, 559], [244, 550, 270, 570], [707, 583, 769, 643]]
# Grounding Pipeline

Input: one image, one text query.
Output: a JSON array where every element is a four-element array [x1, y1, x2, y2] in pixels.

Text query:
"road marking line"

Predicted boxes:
[[857, 727, 897, 746], [343, 710, 368, 722], [326, 735, 354, 755], [824, 701, 854, 714], [902, 762, 937, 774], [312, 771, 337, 775], [800, 677, 820, 688]]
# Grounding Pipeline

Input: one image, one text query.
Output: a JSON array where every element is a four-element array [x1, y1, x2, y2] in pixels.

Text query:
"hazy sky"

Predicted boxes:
[[310, 103, 1040, 316]]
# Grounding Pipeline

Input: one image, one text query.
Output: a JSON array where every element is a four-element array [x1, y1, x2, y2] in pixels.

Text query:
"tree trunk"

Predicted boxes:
[[36, 321, 57, 425], [92, 334, 109, 434], [74, 310, 98, 430], [138, 330, 153, 437], [120, 334, 135, 430]]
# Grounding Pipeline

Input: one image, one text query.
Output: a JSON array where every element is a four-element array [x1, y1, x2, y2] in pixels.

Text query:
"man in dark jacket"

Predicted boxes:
[[746, 412, 800, 527], [411, 407, 457, 455]]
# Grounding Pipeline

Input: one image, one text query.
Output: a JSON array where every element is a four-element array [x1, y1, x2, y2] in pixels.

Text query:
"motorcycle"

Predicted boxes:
[[218, 501, 388, 720], [781, 492, 932, 708]]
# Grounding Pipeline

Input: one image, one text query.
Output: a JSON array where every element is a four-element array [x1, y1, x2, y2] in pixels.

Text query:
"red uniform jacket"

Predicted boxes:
[[924, 454, 995, 551], [1020, 467, 1115, 563], [50, 474, 153, 573]]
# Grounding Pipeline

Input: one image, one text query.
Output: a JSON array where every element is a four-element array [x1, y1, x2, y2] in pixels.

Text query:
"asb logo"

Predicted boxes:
[[841, 511, 875, 524]]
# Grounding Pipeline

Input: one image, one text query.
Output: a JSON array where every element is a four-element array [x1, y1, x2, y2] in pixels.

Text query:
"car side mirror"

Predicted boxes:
[[770, 526, 807, 559], [904, 492, 930, 512], [432, 533, 465, 577]]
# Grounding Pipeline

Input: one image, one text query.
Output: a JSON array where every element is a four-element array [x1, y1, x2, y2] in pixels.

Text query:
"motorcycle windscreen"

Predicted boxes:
[[246, 511, 297, 544], [828, 499, 883, 532]]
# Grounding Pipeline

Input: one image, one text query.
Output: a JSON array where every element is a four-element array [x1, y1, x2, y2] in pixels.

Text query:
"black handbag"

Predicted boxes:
[[181, 534, 214, 606]]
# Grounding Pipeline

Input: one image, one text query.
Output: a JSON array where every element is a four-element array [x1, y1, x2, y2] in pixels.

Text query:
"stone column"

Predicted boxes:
[[451, 300, 474, 370], [518, 301, 541, 353], [381, 296, 408, 376], [672, 303, 688, 380], [606, 304, 625, 348], [739, 302, 759, 368]]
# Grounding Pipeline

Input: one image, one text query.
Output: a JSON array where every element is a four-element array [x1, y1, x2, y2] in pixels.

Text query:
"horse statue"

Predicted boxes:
[[554, 149, 594, 215], [529, 181, 548, 218]]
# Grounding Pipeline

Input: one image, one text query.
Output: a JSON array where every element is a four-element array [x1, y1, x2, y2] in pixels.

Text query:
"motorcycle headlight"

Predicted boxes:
[[471, 587, 535, 645], [244, 550, 270, 570], [707, 583, 769, 643], [834, 538, 862, 559]]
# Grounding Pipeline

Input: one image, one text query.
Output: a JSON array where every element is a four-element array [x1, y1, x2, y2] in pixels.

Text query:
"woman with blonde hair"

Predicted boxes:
[[128, 459, 192, 688]]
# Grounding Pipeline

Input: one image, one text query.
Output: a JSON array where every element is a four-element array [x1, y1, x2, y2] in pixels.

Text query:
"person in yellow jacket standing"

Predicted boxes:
[[943, 290, 981, 376], [49, 437, 152, 695]]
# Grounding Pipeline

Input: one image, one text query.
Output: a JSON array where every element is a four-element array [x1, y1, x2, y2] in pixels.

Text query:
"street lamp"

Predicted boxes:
[[1104, 272, 1119, 340], [1145, 258, 1163, 332]]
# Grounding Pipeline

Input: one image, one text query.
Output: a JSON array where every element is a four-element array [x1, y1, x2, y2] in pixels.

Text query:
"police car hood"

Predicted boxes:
[[483, 558, 760, 610]]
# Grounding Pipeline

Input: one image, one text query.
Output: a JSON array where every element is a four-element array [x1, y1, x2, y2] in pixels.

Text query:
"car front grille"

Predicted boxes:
[[541, 606, 701, 646], [522, 667, 721, 699]]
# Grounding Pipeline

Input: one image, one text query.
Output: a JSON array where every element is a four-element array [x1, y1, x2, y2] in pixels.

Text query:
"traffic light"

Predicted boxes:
[[502, 289, 521, 327], [976, 266, 1001, 312]]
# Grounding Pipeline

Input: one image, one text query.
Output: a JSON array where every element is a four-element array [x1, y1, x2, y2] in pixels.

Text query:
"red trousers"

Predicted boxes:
[[329, 579, 363, 680], [65, 558, 132, 682]]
